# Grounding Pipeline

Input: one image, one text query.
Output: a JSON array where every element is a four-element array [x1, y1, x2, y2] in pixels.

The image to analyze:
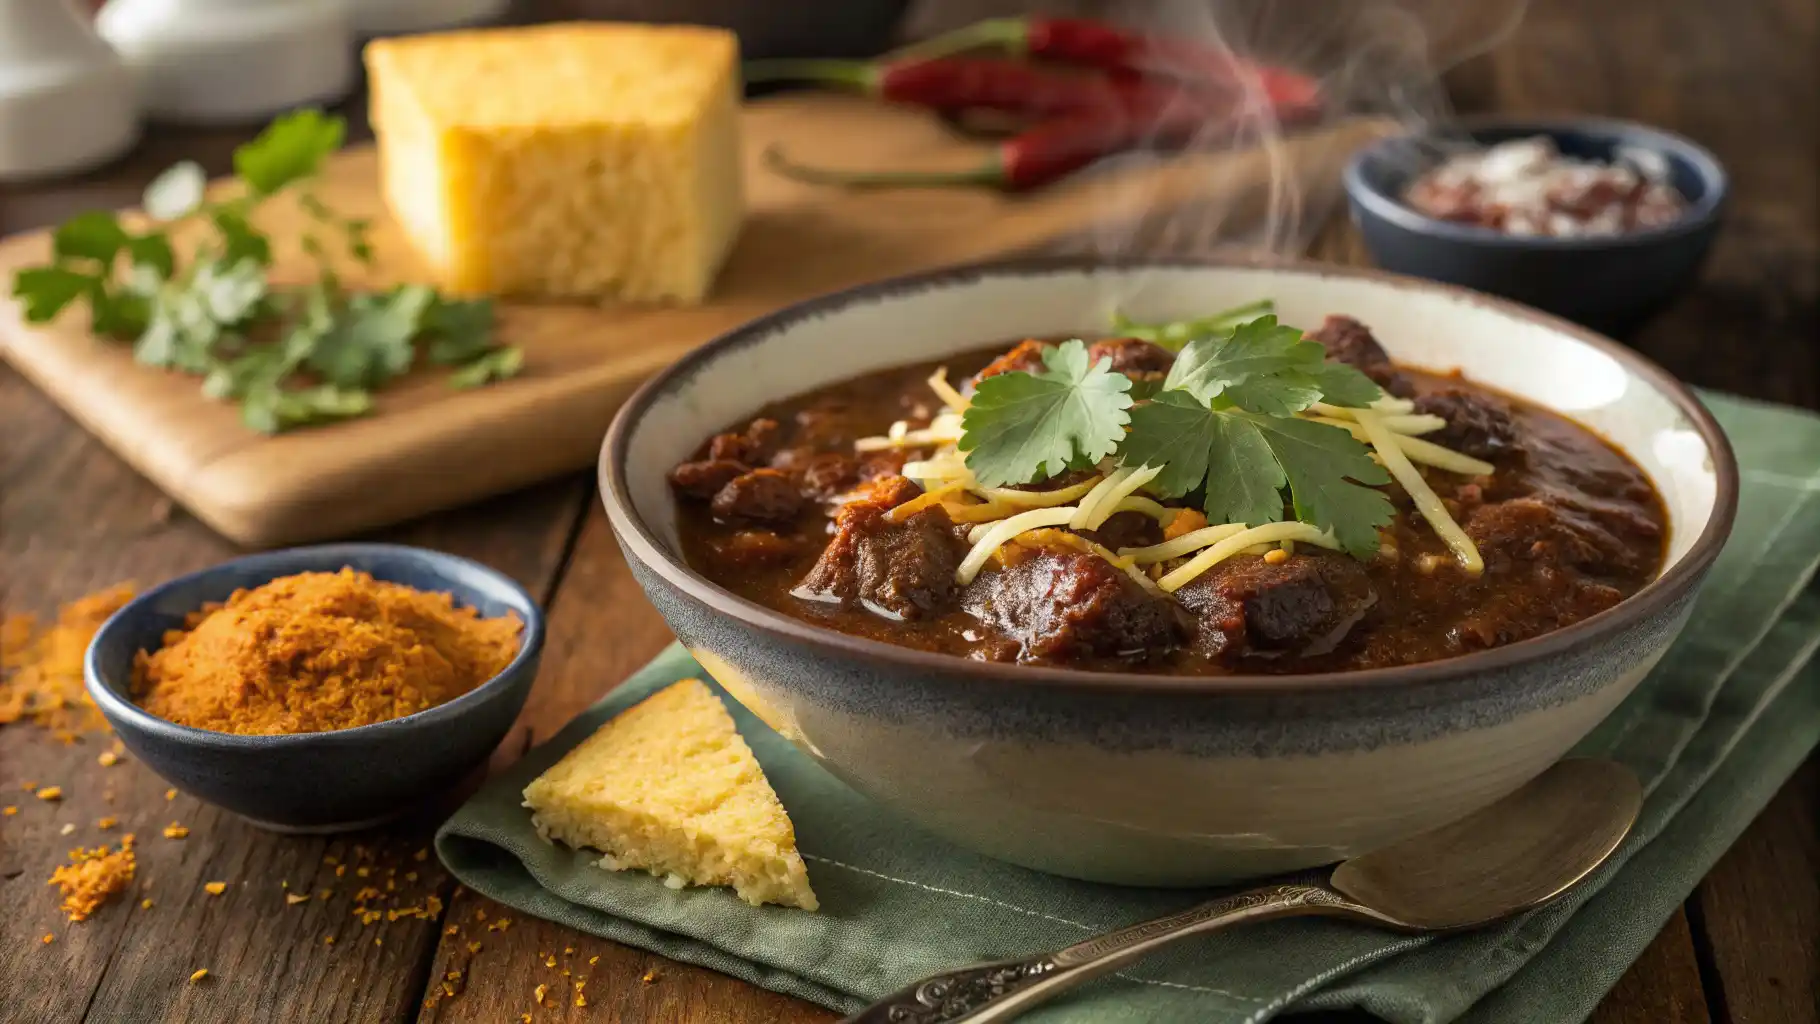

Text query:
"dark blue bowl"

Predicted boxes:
[[1343, 117, 1727, 335], [85, 544, 544, 833]]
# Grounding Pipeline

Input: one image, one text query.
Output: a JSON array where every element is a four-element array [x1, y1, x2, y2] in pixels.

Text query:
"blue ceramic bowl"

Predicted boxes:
[[85, 544, 544, 833], [1343, 117, 1727, 335]]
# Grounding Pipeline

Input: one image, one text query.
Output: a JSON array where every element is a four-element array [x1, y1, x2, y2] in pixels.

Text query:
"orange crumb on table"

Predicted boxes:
[[0, 586, 134, 733], [323, 936, 334, 945], [97, 817, 117, 830], [286, 893, 310, 905], [164, 789, 175, 801], [162, 823, 188, 839], [48, 839, 136, 922], [132, 570, 522, 735], [36, 786, 62, 801], [141, 899, 153, 910], [543, 955, 556, 967], [189, 969, 208, 983], [97, 750, 119, 767], [534, 983, 548, 1005], [42, 934, 53, 944], [317, 889, 332, 899], [3, 806, 15, 816], [414, 848, 428, 862], [203, 882, 226, 895], [467, 941, 481, 953], [60, 823, 74, 835], [588, 955, 598, 965]]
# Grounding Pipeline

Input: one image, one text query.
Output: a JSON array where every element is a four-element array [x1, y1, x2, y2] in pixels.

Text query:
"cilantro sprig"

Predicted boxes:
[[10, 110, 522, 434], [958, 310, 1395, 559], [958, 340, 1133, 487]]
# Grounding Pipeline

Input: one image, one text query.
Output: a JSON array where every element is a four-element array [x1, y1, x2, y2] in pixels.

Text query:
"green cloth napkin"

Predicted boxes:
[[438, 390, 1820, 1023]]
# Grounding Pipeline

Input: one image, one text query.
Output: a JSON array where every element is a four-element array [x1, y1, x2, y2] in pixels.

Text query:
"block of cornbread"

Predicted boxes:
[[363, 23, 744, 303], [523, 678, 817, 910]]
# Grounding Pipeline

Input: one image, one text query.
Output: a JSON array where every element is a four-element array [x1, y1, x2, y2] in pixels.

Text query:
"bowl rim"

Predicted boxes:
[[600, 254, 1740, 696], [1343, 113, 1730, 250], [83, 542, 546, 749]]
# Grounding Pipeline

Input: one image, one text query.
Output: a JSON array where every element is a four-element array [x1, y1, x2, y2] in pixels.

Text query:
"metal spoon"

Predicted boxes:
[[843, 758, 1641, 1024]]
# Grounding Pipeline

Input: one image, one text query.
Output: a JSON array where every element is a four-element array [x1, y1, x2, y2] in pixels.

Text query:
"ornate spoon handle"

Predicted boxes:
[[840, 879, 1374, 1024]]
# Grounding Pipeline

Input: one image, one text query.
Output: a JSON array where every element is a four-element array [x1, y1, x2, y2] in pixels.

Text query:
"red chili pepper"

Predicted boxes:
[[764, 109, 1208, 193], [744, 57, 1206, 121], [894, 17, 1323, 119]]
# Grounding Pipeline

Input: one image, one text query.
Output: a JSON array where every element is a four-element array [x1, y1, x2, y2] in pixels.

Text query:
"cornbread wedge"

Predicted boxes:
[[523, 678, 817, 910], [364, 23, 744, 303]]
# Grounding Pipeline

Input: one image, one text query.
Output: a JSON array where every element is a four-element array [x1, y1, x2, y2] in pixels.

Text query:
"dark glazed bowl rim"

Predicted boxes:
[[1343, 114, 1729, 250], [84, 543, 546, 749], [599, 255, 1739, 696]]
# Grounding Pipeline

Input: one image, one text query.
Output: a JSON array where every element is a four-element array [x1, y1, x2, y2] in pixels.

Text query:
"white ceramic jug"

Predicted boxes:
[[349, 0, 507, 36], [0, 0, 139, 180], [98, 0, 354, 124]]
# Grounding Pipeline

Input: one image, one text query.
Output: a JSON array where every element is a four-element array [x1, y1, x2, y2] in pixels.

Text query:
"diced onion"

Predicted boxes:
[[1119, 523, 1250, 564], [1073, 465, 1162, 530], [1158, 522, 1341, 592], [957, 507, 1080, 584], [927, 368, 970, 412], [1355, 408, 1484, 574]]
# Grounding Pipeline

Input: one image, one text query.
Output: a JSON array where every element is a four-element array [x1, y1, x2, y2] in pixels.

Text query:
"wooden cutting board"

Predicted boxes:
[[0, 93, 1387, 548]]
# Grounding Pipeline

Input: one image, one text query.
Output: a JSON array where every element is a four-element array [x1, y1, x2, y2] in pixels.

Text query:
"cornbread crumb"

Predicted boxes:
[[467, 941, 481, 953], [588, 955, 599, 965], [414, 848, 429, 862], [204, 882, 227, 895], [162, 823, 188, 839], [286, 893, 311, 905], [523, 678, 817, 910], [189, 969, 208, 984], [534, 983, 548, 1005], [3, 806, 16, 815], [642, 968, 658, 983], [48, 840, 136, 922], [164, 789, 176, 801], [59, 823, 74, 835], [37, 786, 62, 801], [363, 24, 745, 304], [97, 817, 117, 830], [97, 750, 119, 767], [324, 936, 335, 945], [42, 934, 54, 944], [141, 899, 153, 909]]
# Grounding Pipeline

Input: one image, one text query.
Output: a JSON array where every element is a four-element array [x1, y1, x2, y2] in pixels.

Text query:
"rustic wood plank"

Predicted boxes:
[[0, 360, 590, 1024], [1588, 910, 1714, 1024], [1689, 759, 1819, 1024], [415, 505, 845, 1023]]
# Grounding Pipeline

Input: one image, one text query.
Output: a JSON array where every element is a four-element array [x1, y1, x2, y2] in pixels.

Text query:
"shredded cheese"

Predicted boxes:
[[956, 507, 1080, 585], [902, 453, 971, 484], [883, 483, 963, 522], [1309, 414, 1444, 436], [975, 476, 1103, 508], [927, 368, 970, 412], [1354, 409, 1484, 574], [1074, 465, 1162, 531], [854, 413, 964, 452], [1012, 530, 1161, 594], [1066, 468, 1132, 530], [1158, 522, 1341, 592], [1119, 523, 1250, 564], [1310, 418, 1494, 476], [1107, 495, 1176, 524], [1311, 397, 1417, 419]]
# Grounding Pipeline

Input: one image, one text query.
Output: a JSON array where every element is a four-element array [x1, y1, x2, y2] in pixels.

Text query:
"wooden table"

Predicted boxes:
[[3, 1, 1814, 1021]]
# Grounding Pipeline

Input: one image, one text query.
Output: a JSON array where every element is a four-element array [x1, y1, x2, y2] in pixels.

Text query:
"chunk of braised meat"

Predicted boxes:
[[1083, 510, 1163, 552], [1086, 338, 1174, 378], [670, 459, 750, 500], [711, 468, 803, 523], [1466, 493, 1662, 578], [707, 530, 801, 567], [706, 418, 781, 465], [1305, 315, 1409, 394], [1415, 388, 1518, 459], [794, 495, 964, 619], [832, 473, 922, 511], [966, 545, 1187, 662], [972, 340, 1050, 385], [1174, 553, 1377, 659], [794, 452, 860, 500]]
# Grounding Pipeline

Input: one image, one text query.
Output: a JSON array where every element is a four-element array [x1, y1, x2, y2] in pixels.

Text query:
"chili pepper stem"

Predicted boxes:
[[887, 17, 1030, 63], [762, 144, 1004, 190], [741, 58, 883, 92]]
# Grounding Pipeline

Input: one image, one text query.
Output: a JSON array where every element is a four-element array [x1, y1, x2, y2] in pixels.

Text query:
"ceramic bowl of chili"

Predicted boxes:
[[598, 256, 1737, 887], [84, 543, 546, 833], [1343, 116, 1727, 336]]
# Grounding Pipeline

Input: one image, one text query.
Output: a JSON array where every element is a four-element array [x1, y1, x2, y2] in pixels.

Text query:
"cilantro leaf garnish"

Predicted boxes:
[[958, 340, 1133, 487], [1165, 315, 1381, 417], [10, 109, 518, 434]]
